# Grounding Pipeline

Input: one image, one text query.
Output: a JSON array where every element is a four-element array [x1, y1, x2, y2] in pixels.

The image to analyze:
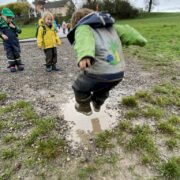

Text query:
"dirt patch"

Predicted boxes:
[[1, 39, 171, 179]]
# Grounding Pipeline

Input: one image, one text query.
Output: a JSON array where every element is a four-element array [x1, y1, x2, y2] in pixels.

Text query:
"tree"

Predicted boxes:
[[0, 2, 30, 16], [145, 0, 158, 12]]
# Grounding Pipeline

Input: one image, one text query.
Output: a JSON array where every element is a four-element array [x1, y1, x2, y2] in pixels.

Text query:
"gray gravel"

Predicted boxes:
[[0, 39, 158, 136]]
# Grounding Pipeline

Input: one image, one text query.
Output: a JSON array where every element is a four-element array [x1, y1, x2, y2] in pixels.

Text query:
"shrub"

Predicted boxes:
[[82, 0, 139, 19]]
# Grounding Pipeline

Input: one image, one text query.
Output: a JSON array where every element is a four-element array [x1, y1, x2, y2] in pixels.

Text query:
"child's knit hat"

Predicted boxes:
[[1, 8, 14, 17]]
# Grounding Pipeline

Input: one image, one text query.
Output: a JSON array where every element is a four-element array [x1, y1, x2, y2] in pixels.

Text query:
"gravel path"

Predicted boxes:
[[0, 39, 158, 138]]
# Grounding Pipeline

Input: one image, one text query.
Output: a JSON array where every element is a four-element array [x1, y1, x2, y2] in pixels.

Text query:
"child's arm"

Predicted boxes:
[[55, 32, 61, 45], [74, 25, 95, 68], [0, 28, 8, 40], [0, 33, 8, 40], [37, 26, 44, 48], [114, 24, 147, 46], [12, 21, 22, 34]]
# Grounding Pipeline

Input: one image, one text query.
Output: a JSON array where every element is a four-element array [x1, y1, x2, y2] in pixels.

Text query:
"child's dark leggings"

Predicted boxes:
[[44, 47, 57, 66], [72, 72, 123, 106], [5, 44, 22, 66]]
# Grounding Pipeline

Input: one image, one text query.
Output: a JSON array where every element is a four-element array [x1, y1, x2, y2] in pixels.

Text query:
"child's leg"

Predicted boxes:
[[51, 48, 59, 71], [5, 46, 16, 72], [44, 48, 53, 72], [72, 73, 94, 115], [91, 81, 121, 111], [14, 52, 24, 71]]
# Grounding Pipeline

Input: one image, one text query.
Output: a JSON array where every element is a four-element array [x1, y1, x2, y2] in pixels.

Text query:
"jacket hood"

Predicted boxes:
[[38, 18, 44, 26], [67, 12, 115, 44], [38, 18, 55, 30]]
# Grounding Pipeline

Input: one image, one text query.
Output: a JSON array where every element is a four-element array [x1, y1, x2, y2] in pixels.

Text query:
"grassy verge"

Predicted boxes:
[[0, 95, 68, 179], [117, 13, 180, 71], [86, 81, 180, 179], [19, 24, 36, 39]]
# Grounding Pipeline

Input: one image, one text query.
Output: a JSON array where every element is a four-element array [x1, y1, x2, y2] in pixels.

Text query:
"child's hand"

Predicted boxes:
[[79, 58, 91, 70], [9, 23, 15, 28], [2, 34, 8, 40]]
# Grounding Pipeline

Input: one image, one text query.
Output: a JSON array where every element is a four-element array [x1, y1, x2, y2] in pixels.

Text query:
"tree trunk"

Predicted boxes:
[[148, 0, 153, 12]]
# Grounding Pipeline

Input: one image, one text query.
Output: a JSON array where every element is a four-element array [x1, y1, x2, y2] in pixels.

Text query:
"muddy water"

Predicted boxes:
[[63, 99, 119, 144]]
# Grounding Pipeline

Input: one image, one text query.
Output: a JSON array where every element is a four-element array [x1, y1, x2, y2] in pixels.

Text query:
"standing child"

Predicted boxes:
[[67, 8, 147, 115], [37, 12, 61, 72], [62, 21, 66, 34], [0, 8, 24, 72]]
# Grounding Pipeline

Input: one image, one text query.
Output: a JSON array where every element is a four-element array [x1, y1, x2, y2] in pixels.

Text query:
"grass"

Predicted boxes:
[[117, 13, 180, 67], [121, 95, 138, 107], [116, 120, 132, 132], [78, 165, 97, 178], [94, 154, 119, 166], [165, 139, 178, 150], [3, 134, 17, 144], [19, 24, 36, 39], [0, 98, 69, 178], [0, 100, 31, 116], [143, 105, 164, 120], [127, 125, 157, 155], [95, 130, 114, 150], [0, 92, 7, 101], [135, 90, 152, 102], [157, 121, 176, 135], [37, 137, 66, 159], [124, 109, 139, 119], [1, 149, 17, 159], [141, 155, 154, 165], [22, 107, 38, 120], [168, 115, 180, 125], [25, 118, 55, 146], [0, 104, 15, 116], [158, 157, 180, 179], [0, 121, 4, 132]]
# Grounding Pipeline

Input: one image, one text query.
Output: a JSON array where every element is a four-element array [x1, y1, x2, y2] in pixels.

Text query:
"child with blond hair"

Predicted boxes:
[[37, 11, 61, 72]]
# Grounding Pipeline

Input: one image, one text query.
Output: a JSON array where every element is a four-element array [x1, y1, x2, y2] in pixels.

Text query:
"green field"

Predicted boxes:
[[117, 13, 180, 66], [18, 13, 180, 66], [19, 24, 36, 39]]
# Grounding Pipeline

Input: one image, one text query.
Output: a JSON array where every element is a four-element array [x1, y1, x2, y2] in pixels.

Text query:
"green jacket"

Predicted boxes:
[[0, 17, 21, 38], [74, 24, 147, 75]]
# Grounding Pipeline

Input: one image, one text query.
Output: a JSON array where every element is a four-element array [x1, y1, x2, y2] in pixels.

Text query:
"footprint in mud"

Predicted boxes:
[[63, 99, 118, 143]]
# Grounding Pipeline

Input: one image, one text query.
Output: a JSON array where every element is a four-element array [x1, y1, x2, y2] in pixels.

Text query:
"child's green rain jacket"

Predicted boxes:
[[67, 12, 147, 76]]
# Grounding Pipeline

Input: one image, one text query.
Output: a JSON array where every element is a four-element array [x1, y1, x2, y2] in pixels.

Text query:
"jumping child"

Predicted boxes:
[[67, 8, 147, 115]]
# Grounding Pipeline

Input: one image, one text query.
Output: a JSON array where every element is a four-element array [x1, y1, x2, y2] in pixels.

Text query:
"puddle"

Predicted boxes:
[[63, 99, 119, 144]]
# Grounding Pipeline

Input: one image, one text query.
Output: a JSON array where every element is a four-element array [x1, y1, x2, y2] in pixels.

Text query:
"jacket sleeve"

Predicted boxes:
[[0, 18, 4, 38], [13, 21, 22, 34], [0, 29, 3, 39], [74, 25, 95, 64], [37, 26, 44, 48], [114, 24, 147, 46], [55, 32, 61, 45], [15, 25, 22, 34]]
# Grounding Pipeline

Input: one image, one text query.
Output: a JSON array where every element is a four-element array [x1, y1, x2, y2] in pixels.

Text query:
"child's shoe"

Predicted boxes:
[[75, 102, 92, 116], [46, 65, 52, 72], [52, 65, 60, 71], [92, 102, 101, 112], [10, 65, 16, 72], [17, 64, 24, 71]]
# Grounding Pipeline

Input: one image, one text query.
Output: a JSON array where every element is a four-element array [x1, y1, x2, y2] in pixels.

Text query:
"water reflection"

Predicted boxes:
[[63, 99, 118, 143]]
